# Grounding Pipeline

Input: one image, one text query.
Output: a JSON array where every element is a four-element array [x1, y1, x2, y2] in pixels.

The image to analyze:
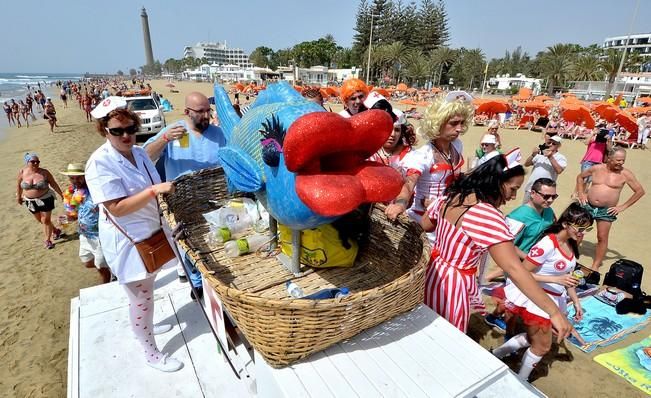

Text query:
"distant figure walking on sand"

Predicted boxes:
[[82, 93, 93, 122], [60, 87, 68, 108], [11, 100, 21, 128], [3, 101, 15, 126], [44, 98, 57, 133], [16, 153, 64, 249], [576, 148, 645, 275], [19, 100, 30, 127]]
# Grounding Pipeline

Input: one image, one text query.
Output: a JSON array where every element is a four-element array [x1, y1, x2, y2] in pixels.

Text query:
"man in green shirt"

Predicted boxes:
[[507, 178, 557, 259]]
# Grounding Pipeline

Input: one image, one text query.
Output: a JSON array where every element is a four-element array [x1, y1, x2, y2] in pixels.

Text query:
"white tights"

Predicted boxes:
[[123, 276, 162, 363]]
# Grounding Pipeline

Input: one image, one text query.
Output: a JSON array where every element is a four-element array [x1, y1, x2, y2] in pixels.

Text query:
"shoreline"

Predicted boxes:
[[0, 79, 649, 397]]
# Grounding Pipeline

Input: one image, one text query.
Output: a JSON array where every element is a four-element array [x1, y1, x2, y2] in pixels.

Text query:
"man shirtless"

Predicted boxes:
[[576, 147, 645, 273]]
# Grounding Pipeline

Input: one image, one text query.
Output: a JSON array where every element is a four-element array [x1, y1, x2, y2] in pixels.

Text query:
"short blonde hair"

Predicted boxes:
[[418, 97, 474, 140]]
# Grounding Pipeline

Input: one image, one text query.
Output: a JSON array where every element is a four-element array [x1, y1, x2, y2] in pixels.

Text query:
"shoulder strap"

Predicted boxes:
[[103, 158, 163, 242]]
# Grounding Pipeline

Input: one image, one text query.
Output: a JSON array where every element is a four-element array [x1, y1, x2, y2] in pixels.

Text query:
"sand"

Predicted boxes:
[[0, 80, 648, 397]]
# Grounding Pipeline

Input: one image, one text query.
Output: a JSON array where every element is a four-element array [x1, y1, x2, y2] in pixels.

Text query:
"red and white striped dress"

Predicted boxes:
[[425, 197, 514, 332]]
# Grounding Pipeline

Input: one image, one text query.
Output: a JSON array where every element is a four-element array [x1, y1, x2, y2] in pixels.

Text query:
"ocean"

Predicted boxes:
[[0, 72, 82, 133]]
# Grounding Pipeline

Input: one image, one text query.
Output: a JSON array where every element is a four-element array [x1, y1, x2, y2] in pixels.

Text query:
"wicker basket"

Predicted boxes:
[[161, 167, 430, 367]]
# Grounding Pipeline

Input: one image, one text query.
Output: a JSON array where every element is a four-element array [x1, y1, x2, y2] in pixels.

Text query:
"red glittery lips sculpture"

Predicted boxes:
[[283, 110, 403, 217]]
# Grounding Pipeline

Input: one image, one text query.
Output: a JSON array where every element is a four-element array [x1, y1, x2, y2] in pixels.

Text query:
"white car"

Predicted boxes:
[[125, 94, 166, 137]]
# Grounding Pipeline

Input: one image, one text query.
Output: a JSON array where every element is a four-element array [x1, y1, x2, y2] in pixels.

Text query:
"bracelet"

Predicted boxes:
[[162, 133, 170, 143], [148, 187, 157, 198]]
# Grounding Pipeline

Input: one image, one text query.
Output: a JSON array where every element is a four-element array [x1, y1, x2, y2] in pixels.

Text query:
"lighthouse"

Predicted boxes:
[[141, 7, 155, 67]]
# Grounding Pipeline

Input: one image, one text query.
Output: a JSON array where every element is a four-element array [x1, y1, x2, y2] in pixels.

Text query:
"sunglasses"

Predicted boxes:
[[480, 143, 493, 146], [568, 223, 593, 233], [105, 124, 139, 136], [29, 160, 40, 165], [186, 107, 212, 114], [533, 190, 558, 200]]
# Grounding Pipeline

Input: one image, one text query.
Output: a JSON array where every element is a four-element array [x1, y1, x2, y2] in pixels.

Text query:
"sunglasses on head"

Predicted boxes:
[[568, 223, 593, 233], [533, 190, 558, 200], [105, 124, 139, 136]]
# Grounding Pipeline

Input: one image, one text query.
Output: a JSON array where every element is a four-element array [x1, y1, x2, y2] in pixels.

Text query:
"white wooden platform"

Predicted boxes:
[[69, 268, 545, 398]]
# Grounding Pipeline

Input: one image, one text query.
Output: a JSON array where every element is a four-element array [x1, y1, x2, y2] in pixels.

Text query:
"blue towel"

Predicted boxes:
[[568, 296, 651, 353]]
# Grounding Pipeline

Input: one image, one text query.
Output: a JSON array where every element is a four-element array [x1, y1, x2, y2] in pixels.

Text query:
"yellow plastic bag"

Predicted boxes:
[[278, 223, 358, 268]]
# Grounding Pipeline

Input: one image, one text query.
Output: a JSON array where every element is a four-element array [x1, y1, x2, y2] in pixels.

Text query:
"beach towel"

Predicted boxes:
[[568, 296, 651, 353], [594, 335, 651, 395]]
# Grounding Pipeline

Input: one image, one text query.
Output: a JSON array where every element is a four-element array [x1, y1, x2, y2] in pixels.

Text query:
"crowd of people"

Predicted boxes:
[[13, 77, 646, 382]]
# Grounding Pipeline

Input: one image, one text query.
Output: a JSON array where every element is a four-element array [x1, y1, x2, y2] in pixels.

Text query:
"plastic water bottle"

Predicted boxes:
[[286, 281, 304, 298], [301, 287, 350, 300], [211, 219, 251, 243], [218, 206, 253, 228], [223, 234, 268, 257]]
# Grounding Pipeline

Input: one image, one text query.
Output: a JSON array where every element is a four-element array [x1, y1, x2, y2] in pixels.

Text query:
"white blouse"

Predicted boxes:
[[85, 141, 175, 284]]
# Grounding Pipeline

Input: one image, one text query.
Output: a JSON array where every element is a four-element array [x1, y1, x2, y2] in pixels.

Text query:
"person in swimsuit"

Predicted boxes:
[[3, 101, 14, 126], [18, 100, 29, 128], [82, 93, 93, 122], [44, 98, 57, 132], [16, 153, 64, 249], [60, 88, 68, 108], [576, 147, 645, 274], [11, 100, 22, 128]]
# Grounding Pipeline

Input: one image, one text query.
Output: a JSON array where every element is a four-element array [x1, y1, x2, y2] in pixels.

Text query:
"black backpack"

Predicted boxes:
[[603, 259, 644, 297]]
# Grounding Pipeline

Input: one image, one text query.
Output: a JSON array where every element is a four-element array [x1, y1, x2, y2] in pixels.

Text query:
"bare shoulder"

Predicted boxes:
[[622, 168, 639, 181]]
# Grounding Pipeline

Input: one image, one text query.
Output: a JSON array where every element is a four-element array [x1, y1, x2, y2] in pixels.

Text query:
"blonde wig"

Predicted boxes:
[[418, 97, 474, 140]]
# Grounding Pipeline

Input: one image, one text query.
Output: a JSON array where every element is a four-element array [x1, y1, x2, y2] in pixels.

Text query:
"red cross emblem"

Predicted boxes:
[[530, 246, 544, 257]]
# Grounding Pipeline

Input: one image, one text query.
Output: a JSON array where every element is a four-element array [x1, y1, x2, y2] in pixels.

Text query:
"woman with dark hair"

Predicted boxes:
[[419, 151, 573, 341], [369, 115, 416, 175], [493, 203, 592, 381], [85, 97, 182, 372]]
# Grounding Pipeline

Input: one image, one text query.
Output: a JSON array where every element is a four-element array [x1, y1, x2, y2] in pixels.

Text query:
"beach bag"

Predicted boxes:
[[603, 259, 644, 297], [278, 223, 358, 268]]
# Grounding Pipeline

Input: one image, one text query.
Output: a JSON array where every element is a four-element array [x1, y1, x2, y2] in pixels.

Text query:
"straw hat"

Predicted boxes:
[[60, 163, 85, 176]]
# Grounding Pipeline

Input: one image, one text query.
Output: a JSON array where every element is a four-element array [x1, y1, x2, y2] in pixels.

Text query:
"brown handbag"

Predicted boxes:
[[103, 164, 176, 273]]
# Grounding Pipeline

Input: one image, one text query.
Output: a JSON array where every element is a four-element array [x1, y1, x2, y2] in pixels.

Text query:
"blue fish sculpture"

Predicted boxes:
[[214, 81, 402, 230]]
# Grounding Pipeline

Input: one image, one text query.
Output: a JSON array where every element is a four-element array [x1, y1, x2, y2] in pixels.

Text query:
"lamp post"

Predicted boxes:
[[365, 13, 379, 84]]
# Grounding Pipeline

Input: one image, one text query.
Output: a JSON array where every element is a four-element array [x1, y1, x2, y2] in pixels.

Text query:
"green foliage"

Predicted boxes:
[[292, 36, 339, 67], [140, 60, 162, 76], [249, 46, 275, 68], [129, 68, 137, 77], [116, 70, 124, 76]]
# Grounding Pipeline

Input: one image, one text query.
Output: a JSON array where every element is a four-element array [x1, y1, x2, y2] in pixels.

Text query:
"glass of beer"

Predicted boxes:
[[178, 123, 190, 148]]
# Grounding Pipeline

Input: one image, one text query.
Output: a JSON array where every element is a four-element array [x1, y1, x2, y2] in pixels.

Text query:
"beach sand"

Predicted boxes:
[[1, 80, 648, 397]]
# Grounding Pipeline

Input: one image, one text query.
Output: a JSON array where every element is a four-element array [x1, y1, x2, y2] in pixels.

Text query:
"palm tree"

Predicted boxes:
[[571, 55, 604, 81], [381, 41, 408, 84], [403, 50, 429, 87], [428, 46, 456, 85], [601, 49, 622, 97]]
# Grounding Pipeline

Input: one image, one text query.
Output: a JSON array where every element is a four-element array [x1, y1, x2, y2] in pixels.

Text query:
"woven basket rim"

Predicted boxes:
[[160, 167, 429, 310]]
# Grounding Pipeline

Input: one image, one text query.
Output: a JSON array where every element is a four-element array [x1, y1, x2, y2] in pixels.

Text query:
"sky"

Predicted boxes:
[[1, 0, 650, 74]]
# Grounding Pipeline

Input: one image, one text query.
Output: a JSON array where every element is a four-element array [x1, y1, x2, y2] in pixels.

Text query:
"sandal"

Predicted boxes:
[[45, 240, 54, 249]]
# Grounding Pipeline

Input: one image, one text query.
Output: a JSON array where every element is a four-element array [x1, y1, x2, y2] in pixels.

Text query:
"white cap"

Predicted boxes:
[[363, 91, 388, 109], [480, 134, 497, 144], [394, 109, 407, 126], [550, 135, 562, 144], [90, 96, 128, 119], [444, 90, 473, 103]]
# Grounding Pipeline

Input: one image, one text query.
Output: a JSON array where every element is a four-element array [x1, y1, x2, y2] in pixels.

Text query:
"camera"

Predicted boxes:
[[596, 129, 609, 143], [538, 143, 549, 154]]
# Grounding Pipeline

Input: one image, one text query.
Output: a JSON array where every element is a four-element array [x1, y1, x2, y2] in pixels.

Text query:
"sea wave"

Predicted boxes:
[[16, 75, 48, 78]]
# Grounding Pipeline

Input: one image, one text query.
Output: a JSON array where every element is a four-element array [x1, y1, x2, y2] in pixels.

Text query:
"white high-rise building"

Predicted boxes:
[[183, 41, 252, 67], [603, 33, 651, 57]]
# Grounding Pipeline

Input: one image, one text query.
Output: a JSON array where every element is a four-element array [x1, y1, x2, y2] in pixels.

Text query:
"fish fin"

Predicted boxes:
[[251, 81, 306, 107], [213, 84, 240, 142], [217, 147, 264, 192]]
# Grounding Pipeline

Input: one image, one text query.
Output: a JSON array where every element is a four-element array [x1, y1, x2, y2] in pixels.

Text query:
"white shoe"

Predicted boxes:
[[147, 353, 183, 372], [153, 324, 172, 335]]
